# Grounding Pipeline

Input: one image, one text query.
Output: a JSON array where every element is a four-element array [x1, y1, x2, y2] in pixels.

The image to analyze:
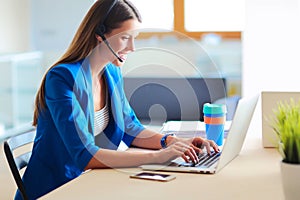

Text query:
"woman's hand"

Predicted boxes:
[[154, 137, 219, 164], [186, 137, 220, 155], [153, 141, 199, 164]]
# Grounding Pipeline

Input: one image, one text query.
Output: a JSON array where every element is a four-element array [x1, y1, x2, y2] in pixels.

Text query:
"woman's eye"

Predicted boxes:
[[122, 36, 130, 40]]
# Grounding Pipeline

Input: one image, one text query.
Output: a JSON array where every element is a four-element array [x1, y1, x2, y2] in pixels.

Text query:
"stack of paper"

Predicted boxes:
[[161, 121, 232, 138]]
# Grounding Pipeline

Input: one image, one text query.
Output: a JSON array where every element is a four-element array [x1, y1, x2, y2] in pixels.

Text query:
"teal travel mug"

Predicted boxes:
[[203, 103, 227, 146]]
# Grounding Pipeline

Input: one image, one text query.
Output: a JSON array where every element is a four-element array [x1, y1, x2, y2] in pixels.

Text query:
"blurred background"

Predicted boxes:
[[0, 0, 243, 130]]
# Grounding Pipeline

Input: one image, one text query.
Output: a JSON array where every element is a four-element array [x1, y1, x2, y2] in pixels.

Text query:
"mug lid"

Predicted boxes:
[[203, 103, 227, 114]]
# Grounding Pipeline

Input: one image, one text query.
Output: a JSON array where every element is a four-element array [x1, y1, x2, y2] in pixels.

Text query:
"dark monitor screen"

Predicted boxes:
[[123, 77, 226, 123]]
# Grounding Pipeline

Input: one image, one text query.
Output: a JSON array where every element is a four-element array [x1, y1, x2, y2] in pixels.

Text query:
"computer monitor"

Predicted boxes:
[[123, 77, 227, 123]]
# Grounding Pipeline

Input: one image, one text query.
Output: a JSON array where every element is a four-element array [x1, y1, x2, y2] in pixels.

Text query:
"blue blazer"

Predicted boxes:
[[16, 59, 145, 200]]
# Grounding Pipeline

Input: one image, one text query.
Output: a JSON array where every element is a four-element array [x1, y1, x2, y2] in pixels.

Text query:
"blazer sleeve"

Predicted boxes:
[[45, 65, 99, 170], [116, 69, 145, 146]]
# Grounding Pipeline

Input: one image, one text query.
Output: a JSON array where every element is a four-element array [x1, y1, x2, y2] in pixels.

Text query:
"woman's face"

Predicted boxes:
[[103, 19, 140, 67]]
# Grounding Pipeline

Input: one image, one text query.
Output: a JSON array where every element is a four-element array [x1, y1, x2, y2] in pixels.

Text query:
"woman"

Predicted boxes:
[[17, 0, 219, 199]]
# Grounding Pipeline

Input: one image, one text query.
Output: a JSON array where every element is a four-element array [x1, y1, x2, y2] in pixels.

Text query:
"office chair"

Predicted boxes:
[[3, 125, 36, 200]]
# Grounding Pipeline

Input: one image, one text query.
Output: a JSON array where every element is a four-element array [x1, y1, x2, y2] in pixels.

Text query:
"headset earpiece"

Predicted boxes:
[[95, 24, 106, 39], [96, 0, 118, 37], [95, 0, 123, 63]]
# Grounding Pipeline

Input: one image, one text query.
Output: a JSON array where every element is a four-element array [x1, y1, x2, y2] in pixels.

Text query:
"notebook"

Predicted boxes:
[[160, 120, 232, 138], [140, 95, 259, 174]]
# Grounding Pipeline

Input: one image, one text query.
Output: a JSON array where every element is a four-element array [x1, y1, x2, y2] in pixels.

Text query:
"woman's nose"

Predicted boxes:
[[127, 38, 135, 52]]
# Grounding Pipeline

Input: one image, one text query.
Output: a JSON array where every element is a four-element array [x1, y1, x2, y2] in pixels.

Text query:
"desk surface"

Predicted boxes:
[[41, 121, 284, 200]]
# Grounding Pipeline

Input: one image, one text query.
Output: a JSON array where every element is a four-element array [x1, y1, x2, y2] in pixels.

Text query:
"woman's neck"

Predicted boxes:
[[92, 70, 107, 111], [89, 48, 110, 79]]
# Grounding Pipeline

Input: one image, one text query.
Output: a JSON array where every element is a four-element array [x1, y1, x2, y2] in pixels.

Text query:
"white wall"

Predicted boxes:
[[0, 0, 93, 53], [243, 0, 300, 97], [30, 0, 93, 51], [0, 0, 30, 53]]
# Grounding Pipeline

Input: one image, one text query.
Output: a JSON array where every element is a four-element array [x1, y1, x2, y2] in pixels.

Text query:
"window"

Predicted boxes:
[[132, 0, 242, 39], [130, 0, 174, 31], [184, 0, 245, 32]]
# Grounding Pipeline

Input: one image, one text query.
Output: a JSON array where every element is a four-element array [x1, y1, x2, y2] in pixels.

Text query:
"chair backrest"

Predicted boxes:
[[3, 125, 36, 200]]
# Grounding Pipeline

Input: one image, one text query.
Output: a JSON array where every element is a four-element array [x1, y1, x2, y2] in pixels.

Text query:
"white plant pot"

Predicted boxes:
[[281, 161, 300, 200]]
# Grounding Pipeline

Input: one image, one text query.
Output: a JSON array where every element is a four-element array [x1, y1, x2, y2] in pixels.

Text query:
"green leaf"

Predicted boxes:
[[270, 98, 300, 164]]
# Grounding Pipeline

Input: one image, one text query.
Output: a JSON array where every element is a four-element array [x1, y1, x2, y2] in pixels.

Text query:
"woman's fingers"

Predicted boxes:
[[183, 146, 199, 163], [208, 140, 220, 152], [189, 137, 220, 155], [167, 138, 220, 164], [173, 143, 199, 163], [200, 139, 220, 155]]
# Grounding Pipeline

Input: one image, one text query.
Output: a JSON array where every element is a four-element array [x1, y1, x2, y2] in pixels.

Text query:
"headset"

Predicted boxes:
[[95, 0, 123, 62]]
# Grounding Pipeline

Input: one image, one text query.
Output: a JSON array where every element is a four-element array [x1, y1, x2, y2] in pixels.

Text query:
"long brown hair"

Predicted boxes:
[[33, 0, 142, 126]]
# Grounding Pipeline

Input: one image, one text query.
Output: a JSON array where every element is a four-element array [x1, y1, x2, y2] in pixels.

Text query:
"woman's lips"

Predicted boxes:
[[119, 54, 127, 61]]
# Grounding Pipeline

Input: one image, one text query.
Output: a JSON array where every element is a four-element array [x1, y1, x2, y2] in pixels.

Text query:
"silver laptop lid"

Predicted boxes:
[[216, 95, 258, 173]]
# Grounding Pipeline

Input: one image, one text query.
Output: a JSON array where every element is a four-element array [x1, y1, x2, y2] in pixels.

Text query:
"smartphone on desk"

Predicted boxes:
[[130, 172, 176, 182]]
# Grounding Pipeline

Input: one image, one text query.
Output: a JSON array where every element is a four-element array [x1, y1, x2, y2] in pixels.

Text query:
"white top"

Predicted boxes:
[[94, 84, 109, 135], [94, 91, 128, 151], [94, 103, 109, 135]]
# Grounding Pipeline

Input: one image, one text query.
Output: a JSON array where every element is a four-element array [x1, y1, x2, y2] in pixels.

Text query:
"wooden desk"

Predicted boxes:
[[41, 128, 284, 200]]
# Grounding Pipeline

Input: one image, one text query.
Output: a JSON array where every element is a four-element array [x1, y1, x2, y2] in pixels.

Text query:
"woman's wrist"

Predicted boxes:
[[167, 135, 176, 146], [160, 133, 172, 148], [162, 134, 178, 148]]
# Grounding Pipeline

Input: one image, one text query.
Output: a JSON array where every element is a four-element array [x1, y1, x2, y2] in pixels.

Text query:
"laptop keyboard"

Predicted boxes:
[[178, 152, 221, 168]]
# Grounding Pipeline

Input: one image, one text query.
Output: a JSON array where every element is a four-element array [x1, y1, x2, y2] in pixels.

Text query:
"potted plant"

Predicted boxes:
[[272, 99, 300, 200]]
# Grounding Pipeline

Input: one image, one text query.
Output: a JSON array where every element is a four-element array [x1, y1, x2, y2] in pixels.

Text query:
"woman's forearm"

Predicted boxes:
[[85, 148, 158, 170], [131, 129, 163, 149], [131, 129, 180, 149], [84, 129, 185, 170]]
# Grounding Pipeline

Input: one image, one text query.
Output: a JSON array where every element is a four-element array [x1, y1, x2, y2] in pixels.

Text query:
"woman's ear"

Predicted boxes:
[[96, 35, 102, 42]]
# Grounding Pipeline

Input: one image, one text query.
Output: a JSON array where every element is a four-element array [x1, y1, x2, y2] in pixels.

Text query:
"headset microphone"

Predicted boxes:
[[100, 34, 124, 63]]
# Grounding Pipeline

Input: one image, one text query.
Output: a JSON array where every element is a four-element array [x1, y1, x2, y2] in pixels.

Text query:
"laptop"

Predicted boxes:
[[140, 94, 259, 174]]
